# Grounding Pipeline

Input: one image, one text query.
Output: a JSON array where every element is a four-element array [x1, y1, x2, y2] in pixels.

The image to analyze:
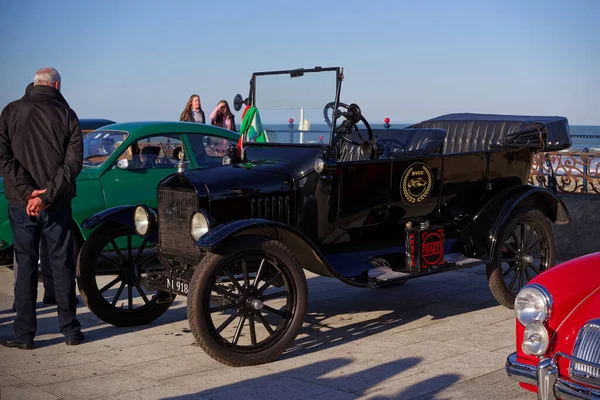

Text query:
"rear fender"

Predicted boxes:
[[464, 185, 570, 260], [197, 219, 364, 287]]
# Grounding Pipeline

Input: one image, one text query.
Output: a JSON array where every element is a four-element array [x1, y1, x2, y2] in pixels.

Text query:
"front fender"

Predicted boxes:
[[464, 185, 570, 260], [82, 205, 143, 230], [197, 219, 367, 287]]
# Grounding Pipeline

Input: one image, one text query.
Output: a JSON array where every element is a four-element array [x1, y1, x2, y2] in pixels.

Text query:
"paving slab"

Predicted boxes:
[[0, 264, 537, 399]]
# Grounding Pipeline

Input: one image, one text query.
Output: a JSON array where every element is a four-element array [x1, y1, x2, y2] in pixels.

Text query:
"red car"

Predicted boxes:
[[506, 252, 600, 399]]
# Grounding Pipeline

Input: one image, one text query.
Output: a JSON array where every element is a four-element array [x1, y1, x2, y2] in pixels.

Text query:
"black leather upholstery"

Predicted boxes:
[[336, 128, 447, 162], [411, 118, 510, 154]]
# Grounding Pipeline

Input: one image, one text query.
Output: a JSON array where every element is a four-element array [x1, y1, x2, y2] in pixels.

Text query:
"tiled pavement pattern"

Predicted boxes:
[[0, 261, 537, 399]]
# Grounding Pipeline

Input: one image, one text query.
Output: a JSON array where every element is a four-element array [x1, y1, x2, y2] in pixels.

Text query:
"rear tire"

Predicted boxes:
[[77, 222, 173, 326], [487, 208, 555, 309]]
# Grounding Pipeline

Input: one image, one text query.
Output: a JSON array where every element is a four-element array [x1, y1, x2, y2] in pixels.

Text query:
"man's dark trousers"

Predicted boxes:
[[10, 204, 81, 342]]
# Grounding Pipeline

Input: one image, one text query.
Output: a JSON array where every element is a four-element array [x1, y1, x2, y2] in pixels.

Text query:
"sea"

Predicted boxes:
[[262, 123, 600, 151]]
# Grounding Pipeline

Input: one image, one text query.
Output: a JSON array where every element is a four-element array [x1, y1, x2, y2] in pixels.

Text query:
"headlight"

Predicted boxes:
[[514, 285, 553, 325], [134, 205, 156, 236], [190, 211, 210, 241], [314, 158, 325, 173], [522, 321, 549, 356]]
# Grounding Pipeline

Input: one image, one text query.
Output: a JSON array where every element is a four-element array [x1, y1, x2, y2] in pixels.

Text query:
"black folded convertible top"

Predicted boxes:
[[411, 113, 571, 152]]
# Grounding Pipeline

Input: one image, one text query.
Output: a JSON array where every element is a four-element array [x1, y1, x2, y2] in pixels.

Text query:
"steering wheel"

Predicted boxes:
[[323, 101, 374, 146]]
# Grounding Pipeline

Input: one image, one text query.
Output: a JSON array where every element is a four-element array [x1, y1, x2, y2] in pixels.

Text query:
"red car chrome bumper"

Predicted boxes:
[[506, 352, 600, 400]]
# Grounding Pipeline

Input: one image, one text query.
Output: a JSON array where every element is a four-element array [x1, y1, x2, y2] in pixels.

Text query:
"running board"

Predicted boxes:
[[369, 255, 489, 287]]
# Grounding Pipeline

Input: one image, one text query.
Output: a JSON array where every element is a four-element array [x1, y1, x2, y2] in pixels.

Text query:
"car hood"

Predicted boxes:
[[184, 162, 296, 224], [188, 161, 295, 200]]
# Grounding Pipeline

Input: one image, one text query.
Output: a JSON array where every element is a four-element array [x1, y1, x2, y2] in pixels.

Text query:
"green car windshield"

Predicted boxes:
[[83, 130, 129, 167], [252, 69, 338, 145]]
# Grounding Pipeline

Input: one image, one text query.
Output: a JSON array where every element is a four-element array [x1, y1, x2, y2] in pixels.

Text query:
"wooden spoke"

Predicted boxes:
[[252, 259, 266, 288], [99, 277, 121, 294], [111, 282, 126, 306], [232, 315, 247, 345], [216, 310, 241, 334], [261, 290, 288, 301], [223, 268, 243, 293], [135, 283, 150, 305], [111, 240, 126, 264], [210, 303, 237, 313], [248, 316, 257, 346], [258, 271, 282, 295], [262, 304, 286, 318], [255, 312, 274, 335]]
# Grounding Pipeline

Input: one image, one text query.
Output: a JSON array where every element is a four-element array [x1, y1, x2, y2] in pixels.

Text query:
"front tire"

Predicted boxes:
[[77, 222, 173, 326], [187, 235, 308, 367], [487, 208, 555, 308]]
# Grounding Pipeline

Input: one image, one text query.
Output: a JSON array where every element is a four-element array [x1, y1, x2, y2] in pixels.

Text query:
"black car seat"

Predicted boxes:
[[141, 146, 161, 168]]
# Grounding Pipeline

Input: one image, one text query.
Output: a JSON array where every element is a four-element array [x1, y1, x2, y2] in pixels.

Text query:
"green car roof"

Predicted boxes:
[[97, 121, 240, 141]]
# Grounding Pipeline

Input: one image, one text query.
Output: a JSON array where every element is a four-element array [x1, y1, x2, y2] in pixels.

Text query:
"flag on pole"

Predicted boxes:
[[240, 106, 268, 143]]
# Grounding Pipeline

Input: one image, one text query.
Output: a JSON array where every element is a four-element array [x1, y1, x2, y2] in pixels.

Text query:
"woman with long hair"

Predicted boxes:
[[180, 94, 205, 123], [210, 100, 236, 132]]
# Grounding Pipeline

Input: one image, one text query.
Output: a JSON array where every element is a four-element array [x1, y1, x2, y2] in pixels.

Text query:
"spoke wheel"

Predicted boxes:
[[487, 208, 555, 308], [188, 236, 307, 366], [77, 222, 173, 326]]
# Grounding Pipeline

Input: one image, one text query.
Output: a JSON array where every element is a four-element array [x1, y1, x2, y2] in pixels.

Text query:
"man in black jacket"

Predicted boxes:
[[0, 67, 84, 349]]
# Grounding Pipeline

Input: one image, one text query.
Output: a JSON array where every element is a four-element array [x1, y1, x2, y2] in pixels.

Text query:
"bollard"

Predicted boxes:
[[288, 118, 294, 143], [384, 117, 390, 129]]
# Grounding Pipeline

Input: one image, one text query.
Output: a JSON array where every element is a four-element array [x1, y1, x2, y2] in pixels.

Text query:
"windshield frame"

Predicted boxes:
[[245, 66, 343, 146]]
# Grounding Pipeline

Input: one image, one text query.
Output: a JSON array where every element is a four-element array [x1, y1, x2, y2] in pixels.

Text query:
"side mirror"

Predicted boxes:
[[116, 159, 129, 169], [233, 94, 248, 112]]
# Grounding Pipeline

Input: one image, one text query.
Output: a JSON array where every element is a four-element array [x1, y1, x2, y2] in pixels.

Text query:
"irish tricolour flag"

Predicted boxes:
[[238, 106, 268, 149]]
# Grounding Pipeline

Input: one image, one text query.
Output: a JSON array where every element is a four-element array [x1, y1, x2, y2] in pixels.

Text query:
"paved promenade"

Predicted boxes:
[[0, 261, 536, 399]]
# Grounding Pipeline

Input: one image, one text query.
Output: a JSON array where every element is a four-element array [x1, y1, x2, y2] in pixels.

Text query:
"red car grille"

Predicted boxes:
[[570, 320, 600, 385]]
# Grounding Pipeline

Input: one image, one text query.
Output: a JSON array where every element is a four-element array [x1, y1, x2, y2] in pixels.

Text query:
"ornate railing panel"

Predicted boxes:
[[529, 150, 600, 194]]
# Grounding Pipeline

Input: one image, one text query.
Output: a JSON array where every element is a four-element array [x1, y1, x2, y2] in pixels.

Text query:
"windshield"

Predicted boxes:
[[247, 68, 340, 145], [83, 130, 129, 167]]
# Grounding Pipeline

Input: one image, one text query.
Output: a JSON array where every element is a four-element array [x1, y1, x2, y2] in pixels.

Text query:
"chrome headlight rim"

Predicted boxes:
[[514, 284, 553, 326], [189, 209, 212, 242], [134, 205, 156, 237], [522, 321, 550, 356]]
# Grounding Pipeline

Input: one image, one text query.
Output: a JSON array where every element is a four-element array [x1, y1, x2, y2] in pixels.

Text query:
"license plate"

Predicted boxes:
[[165, 277, 190, 295]]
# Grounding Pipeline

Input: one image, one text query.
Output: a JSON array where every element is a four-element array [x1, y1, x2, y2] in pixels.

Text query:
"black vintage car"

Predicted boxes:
[[76, 66, 572, 367]]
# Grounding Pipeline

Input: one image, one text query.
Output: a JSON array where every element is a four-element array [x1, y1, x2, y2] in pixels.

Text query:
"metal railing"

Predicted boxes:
[[530, 148, 599, 195]]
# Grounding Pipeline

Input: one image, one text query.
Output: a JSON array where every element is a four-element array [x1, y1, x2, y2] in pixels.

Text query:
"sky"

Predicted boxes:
[[0, 0, 599, 126]]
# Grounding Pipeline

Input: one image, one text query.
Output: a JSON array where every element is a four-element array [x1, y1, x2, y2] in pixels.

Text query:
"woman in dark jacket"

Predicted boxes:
[[179, 94, 205, 123]]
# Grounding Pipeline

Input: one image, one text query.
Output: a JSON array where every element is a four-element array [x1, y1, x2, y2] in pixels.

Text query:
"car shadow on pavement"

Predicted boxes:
[[159, 356, 461, 400], [280, 272, 498, 359]]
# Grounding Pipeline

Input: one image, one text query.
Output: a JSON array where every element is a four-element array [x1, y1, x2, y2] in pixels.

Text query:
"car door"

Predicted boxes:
[[100, 134, 183, 209], [338, 158, 392, 229]]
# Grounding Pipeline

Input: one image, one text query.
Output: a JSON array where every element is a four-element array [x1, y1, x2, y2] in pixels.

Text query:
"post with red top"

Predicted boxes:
[[384, 117, 391, 129], [288, 118, 294, 143], [319, 135, 324, 144]]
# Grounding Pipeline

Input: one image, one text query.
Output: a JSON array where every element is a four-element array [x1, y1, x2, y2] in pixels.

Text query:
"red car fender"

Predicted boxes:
[[514, 252, 600, 390]]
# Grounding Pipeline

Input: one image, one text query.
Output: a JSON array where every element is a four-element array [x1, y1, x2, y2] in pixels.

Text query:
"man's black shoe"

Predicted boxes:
[[0, 336, 34, 350], [65, 331, 84, 346], [42, 295, 56, 305]]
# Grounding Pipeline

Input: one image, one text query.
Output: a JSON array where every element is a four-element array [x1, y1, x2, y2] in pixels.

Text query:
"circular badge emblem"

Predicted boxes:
[[401, 162, 433, 205]]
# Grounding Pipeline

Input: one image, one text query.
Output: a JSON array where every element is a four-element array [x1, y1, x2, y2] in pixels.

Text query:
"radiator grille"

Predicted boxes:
[[571, 320, 600, 384], [158, 189, 199, 258], [250, 195, 292, 224]]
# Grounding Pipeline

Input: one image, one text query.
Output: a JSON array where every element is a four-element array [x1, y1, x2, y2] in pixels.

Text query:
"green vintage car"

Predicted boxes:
[[0, 121, 239, 259]]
